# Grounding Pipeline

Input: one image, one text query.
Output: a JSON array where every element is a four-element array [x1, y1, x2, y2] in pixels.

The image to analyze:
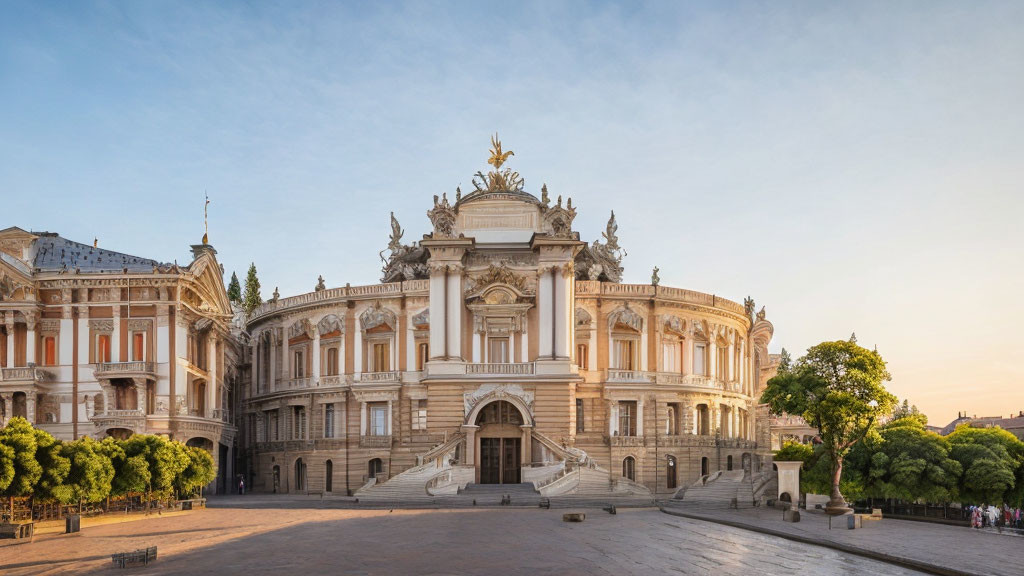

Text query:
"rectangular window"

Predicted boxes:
[[293, 406, 306, 439], [667, 403, 681, 435], [326, 348, 339, 376], [96, 334, 112, 363], [272, 410, 280, 441], [618, 401, 637, 436], [693, 343, 706, 376], [488, 337, 509, 363], [324, 404, 335, 438], [43, 336, 57, 366], [416, 342, 429, 371], [372, 342, 390, 372], [576, 398, 585, 433], [412, 399, 427, 431], [131, 332, 145, 362], [369, 403, 388, 436], [293, 350, 305, 378], [614, 339, 635, 370], [576, 343, 589, 370]]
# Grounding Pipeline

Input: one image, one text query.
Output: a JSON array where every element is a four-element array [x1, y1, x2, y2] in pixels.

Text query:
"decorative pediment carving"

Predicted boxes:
[[127, 319, 152, 332], [289, 319, 313, 339], [360, 302, 397, 332], [89, 319, 114, 332], [663, 315, 685, 335], [608, 304, 643, 332], [575, 308, 593, 328], [464, 383, 534, 420], [411, 308, 429, 328], [469, 263, 531, 295], [39, 319, 61, 333], [317, 314, 343, 336]]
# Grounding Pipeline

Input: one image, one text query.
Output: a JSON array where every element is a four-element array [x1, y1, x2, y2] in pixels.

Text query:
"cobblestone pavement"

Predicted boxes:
[[0, 505, 925, 575], [662, 503, 1023, 576]]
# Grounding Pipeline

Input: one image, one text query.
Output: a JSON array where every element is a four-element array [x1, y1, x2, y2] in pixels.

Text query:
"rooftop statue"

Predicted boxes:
[[472, 133, 525, 194]]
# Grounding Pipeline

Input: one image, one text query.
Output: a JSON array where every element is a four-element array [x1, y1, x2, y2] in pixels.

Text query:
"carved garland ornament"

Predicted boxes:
[[359, 302, 397, 332], [317, 314, 343, 336], [607, 304, 643, 332]]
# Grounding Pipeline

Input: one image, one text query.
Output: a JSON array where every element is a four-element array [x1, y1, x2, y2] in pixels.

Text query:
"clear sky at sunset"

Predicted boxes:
[[1, 1, 1021, 425]]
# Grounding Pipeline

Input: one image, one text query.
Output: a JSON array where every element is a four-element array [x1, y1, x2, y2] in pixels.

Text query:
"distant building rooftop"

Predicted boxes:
[[30, 232, 168, 273]]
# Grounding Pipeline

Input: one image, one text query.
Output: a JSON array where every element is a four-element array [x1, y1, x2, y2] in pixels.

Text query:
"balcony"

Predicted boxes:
[[319, 375, 346, 387], [609, 435, 646, 447], [466, 363, 535, 376], [282, 377, 311, 390], [653, 373, 719, 388], [359, 435, 392, 448], [605, 369, 654, 383], [0, 366, 52, 385], [360, 371, 401, 384], [94, 362, 156, 380], [91, 409, 146, 431]]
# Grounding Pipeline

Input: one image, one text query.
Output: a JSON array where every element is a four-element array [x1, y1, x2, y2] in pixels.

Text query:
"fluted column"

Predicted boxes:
[[537, 266, 554, 358], [280, 322, 290, 384], [312, 328, 321, 385], [268, 331, 277, 392], [25, 313, 37, 366], [428, 263, 447, 360], [446, 266, 463, 359], [4, 315, 14, 367], [207, 334, 218, 418]]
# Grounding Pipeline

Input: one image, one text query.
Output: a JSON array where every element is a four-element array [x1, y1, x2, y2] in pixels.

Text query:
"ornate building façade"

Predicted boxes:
[[239, 137, 776, 498], [0, 227, 241, 493]]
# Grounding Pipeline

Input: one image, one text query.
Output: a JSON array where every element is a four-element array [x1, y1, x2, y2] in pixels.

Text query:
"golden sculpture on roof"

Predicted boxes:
[[487, 133, 514, 170]]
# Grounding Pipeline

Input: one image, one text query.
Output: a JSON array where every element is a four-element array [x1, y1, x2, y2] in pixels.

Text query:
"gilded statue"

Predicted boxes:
[[487, 133, 514, 170]]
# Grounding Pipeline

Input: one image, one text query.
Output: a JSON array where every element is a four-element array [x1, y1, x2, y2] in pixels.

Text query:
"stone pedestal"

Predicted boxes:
[[775, 461, 802, 509]]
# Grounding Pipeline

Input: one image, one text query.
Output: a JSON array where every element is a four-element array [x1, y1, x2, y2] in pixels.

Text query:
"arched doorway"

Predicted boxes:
[[368, 458, 383, 480], [325, 460, 333, 493], [622, 456, 636, 481], [474, 400, 526, 484], [666, 455, 677, 490], [701, 456, 710, 477], [294, 458, 306, 492]]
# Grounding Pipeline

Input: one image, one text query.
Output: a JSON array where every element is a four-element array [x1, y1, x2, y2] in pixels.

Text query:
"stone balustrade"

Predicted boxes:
[[465, 362, 535, 375], [360, 371, 401, 383]]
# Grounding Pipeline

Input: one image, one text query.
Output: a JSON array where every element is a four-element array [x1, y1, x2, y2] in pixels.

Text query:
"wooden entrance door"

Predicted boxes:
[[479, 438, 521, 484]]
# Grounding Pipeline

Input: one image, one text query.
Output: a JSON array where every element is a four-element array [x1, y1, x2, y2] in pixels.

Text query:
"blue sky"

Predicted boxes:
[[2, 1, 1022, 423]]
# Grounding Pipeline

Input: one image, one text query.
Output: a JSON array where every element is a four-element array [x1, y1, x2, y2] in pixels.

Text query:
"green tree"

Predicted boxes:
[[774, 440, 813, 464], [121, 435, 189, 499], [761, 338, 897, 514], [0, 441, 13, 493], [241, 263, 262, 316], [227, 271, 242, 304], [890, 399, 928, 426], [0, 417, 42, 517], [175, 445, 217, 497], [947, 425, 1023, 506], [32, 428, 71, 504], [848, 417, 960, 503], [61, 438, 115, 506]]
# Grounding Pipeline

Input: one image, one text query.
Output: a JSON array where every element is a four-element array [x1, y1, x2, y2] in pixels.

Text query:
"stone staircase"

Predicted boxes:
[[676, 470, 756, 508]]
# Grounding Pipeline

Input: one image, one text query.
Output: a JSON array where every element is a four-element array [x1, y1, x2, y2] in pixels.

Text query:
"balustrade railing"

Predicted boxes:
[[95, 361, 156, 375], [360, 371, 401, 383], [466, 363, 535, 375], [606, 369, 654, 382]]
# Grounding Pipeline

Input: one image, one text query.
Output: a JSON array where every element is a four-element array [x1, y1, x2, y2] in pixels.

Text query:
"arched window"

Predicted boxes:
[[666, 455, 677, 489], [622, 456, 636, 481], [294, 458, 306, 492], [324, 404, 335, 438], [325, 460, 333, 493]]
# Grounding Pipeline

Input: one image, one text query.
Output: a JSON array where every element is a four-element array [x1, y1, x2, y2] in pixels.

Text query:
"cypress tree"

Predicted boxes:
[[242, 263, 262, 316], [227, 271, 242, 304]]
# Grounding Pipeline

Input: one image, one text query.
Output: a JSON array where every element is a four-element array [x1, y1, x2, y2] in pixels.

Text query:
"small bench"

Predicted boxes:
[[0, 522, 34, 540], [176, 498, 207, 511], [112, 546, 158, 568]]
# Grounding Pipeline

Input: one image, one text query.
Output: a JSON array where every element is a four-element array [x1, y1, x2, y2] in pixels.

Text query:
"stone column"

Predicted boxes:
[[446, 266, 463, 360], [554, 266, 570, 359], [250, 343, 259, 397], [268, 331, 277, 392], [359, 401, 367, 436], [428, 264, 447, 359], [608, 400, 619, 436], [637, 398, 644, 437], [281, 322, 290, 384], [386, 399, 393, 436], [537, 267, 553, 358], [25, 313, 37, 366], [207, 335, 218, 418], [312, 328, 321, 385], [472, 323, 481, 363], [26, 393, 36, 424], [5, 315, 14, 367], [709, 340, 717, 380], [727, 338, 735, 384], [739, 339, 746, 393], [110, 307, 120, 364], [462, 424, 479, 473], [521, 316, 530, 363]]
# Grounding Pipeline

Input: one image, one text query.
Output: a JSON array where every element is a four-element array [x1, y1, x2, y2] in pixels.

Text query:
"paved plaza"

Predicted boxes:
[[1, 505, 929, 576]]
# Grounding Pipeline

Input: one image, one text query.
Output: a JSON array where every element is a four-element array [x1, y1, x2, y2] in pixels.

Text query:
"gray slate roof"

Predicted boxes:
[[31, 233, 167, 273]]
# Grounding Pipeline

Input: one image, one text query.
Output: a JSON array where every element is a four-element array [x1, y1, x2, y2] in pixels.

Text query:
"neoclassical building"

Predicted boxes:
[[0, 227, 241, 493], [240, 138, 776, 497]]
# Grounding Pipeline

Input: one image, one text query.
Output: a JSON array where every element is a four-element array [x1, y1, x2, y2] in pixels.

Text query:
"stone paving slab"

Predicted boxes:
[[661, 503, 1023, 576], [1, 506, 927, 576]]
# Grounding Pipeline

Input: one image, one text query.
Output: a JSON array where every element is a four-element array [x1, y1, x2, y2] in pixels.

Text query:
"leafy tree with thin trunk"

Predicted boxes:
[[0, 441, 13, 493], [61, 438, 115, 506], [0, 417, 42, 518], [242, 263, 262, 316], [761, 338, 896, 514], [32, 428, 71, 504], [227, 271, 242, 304], [175, 445, 217, 497]]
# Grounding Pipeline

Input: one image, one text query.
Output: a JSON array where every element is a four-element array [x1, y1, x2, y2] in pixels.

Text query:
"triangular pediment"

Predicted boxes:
[[186, 250, 232, 316]]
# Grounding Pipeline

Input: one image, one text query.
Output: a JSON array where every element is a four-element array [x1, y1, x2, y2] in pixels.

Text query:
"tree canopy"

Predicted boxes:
[[762, 338, 897, 511], [227, 271, 242, 304], [242, 262, 262, 316], [946, 425, 1023, 505]]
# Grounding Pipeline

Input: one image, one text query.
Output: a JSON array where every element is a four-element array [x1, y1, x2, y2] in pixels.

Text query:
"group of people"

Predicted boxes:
[[968, 504, 1022, 531]]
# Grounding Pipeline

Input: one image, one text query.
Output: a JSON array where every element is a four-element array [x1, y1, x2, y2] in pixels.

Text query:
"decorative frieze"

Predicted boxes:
[[89, 319, 114, 332]]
